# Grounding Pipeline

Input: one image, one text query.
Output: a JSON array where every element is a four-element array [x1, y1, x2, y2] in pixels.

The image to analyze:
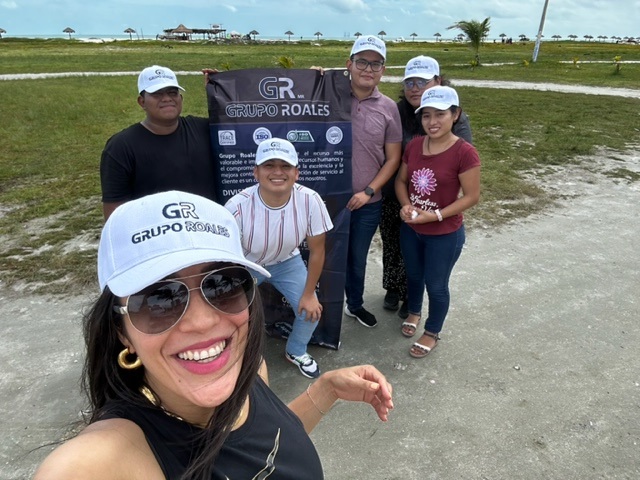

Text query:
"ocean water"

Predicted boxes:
[[6, 33, 448, 43]]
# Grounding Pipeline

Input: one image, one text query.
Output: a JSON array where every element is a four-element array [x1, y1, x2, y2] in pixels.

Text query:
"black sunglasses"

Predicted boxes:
[[114, 266, 256, 335]]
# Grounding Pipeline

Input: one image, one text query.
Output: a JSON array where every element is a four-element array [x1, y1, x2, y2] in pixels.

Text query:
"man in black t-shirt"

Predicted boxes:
[[100, 65, 217, 219]]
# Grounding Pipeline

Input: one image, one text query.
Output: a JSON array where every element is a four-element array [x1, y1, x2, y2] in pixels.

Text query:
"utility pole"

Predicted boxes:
[[532, 0, 550, 62]]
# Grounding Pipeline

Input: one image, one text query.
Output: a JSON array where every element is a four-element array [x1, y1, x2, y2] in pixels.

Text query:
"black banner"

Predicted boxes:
[[206, 69, 352, 349]]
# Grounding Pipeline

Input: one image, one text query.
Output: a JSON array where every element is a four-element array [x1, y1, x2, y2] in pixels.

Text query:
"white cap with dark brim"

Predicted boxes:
[[137, 65, 185, 94]]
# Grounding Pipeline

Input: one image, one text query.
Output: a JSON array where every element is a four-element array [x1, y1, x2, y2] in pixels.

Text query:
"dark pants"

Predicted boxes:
[[400, 224, 465, 334], [345, 200, 382, 311], [380, 194, 408, 299]]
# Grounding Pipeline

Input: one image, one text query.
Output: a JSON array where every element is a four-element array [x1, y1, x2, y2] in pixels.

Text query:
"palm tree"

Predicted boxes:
[[0, 28, 6, 38], [63, 27, 75, 39], [378, 30, 386, 40], [447, 17, 491, 65], [354, 32, 362, 38], [276, 56, 295, 68], [433, 32, 441, 42], [410, 32, 418, 42], [284, 30, 294, 42], [249, 30, 259, 41], [124, 27, 136, 40], [314, 31, 323, 41]]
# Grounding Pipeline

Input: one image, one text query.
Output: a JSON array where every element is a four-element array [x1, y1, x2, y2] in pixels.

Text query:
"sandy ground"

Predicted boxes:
[[1, 146, 638, 479], [0, 77, 639, 478]]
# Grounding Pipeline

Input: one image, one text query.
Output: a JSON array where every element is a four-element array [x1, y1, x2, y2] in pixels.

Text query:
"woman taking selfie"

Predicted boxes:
[[35, 190, 393, 479]]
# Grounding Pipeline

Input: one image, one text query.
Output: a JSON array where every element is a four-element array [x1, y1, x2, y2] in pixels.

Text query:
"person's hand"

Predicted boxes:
[[202, 68, 219, 86], [298, 293, 322, 322], [309, 66, 325, 75], [346, 191, 370, 211], [320, 365, 394, 421], [400, 205, 433, 224], [400, 204, 418, 223]]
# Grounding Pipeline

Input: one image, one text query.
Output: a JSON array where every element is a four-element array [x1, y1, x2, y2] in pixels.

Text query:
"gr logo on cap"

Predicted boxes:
[[255, 138, 299, 167], [350, 35, 386, 60], [415, 86, 460, 113], [98, 190, 269, 297], [137, 65, 185, 94], [403, 55, 440, 81]]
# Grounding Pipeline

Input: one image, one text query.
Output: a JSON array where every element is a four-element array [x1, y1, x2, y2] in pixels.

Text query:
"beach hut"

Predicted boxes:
[[124, 28, 136, 40], [63, 27, 75, 39], [171, 24, 193, 40]]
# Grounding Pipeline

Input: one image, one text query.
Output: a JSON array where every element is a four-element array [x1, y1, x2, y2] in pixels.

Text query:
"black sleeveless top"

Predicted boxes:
[[100, 378, 323, 479]]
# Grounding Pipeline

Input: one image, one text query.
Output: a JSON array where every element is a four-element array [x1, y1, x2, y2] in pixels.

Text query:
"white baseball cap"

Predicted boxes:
[[98, 191, 269, 297], [350, 35, 386, 60], [255, 138, 299, 166], [415, 86, 460, 113], [403, 56, 440, 81], [137, 65, 185, 94]]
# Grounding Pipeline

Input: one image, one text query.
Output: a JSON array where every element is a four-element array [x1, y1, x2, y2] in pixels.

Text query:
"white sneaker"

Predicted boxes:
[[285, 352, 320, 378]]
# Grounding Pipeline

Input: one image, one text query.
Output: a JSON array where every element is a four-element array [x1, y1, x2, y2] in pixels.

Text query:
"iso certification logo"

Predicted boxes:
[[325, 126, 343, 145], [253, 127, 272, 145]]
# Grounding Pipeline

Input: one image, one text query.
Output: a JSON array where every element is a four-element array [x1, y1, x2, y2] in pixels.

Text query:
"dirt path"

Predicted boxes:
[[1, 76, 639, 478], [3, 71, 640, 100]]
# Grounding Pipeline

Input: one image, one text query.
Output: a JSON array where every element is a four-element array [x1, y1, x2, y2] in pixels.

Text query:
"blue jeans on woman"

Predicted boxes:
[[252, 255, 319, 357], [399, 224, 465, 334]]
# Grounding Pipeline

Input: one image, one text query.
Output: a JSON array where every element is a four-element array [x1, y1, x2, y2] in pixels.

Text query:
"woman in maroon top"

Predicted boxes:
[[395, 86, 481, 358]]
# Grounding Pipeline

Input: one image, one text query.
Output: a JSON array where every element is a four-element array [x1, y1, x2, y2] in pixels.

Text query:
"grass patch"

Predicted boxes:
[[1, 39, 639, 293]]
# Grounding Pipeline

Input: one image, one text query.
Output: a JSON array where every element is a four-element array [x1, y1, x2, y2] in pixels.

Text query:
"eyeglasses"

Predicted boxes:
[[403, 79, 431, 90], [353, 58, 384, 72], [114, 266, 256, 335]]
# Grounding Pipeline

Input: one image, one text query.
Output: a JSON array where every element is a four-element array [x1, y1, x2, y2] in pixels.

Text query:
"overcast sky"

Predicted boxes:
[[1, 0, 638, 40]]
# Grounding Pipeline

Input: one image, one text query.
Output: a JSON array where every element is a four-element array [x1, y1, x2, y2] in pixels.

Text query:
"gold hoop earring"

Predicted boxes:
[[118, 347, 142, 370]]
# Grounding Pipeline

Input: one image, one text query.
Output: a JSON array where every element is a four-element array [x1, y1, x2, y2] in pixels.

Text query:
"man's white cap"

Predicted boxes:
[[403, 55, 440, 81], [98, 191, 269, 297], [350, 35, 386, 60], [255, 138, 299, 166], [415, 85, 460, 113], [137, 65, 185, 94]]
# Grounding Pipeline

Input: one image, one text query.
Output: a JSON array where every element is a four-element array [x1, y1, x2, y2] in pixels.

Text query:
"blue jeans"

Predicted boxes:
[[399, 224, 465, 334], [345, 200, 382, 310], [252, 255, 319, 357]]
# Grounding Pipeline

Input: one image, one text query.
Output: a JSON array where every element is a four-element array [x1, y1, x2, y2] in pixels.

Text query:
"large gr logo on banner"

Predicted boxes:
[[258, 77, 295, 99], [207, 69, 352, 350]]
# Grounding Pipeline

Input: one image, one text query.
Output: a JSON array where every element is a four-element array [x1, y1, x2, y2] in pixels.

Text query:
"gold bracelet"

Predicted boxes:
[[306, 383, 326, 415]]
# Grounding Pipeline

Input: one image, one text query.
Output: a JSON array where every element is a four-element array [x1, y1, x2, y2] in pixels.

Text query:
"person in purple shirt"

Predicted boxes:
[[342, 35, 402, 328]]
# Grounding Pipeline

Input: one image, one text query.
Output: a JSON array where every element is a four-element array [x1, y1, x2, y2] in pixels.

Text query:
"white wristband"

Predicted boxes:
[[435, 209, 443, 222]]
